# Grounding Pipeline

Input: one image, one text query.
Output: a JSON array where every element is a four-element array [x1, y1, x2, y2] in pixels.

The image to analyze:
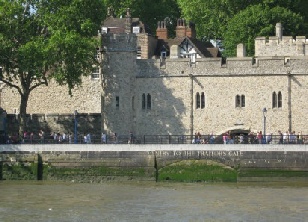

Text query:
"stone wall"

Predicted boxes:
[[1, 32, 308, 137], [255, 36, 308, 57], [1, 144, 307, 182]]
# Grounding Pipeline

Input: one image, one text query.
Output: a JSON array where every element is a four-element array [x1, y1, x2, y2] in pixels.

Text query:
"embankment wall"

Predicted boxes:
[[0, 144, 307, 182]]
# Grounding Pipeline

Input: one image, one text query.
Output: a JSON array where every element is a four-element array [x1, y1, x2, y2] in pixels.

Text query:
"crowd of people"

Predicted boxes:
[[2, 129, 307, 145]]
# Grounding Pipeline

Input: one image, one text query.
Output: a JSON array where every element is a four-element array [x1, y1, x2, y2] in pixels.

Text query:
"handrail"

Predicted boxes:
[[2, 134, 308, 145]]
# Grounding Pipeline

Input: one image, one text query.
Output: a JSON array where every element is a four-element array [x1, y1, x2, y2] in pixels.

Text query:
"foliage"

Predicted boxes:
[[0, 0, 104, 134], [176, 0, 308, 56], [158, 160, 237, 182], [102, 0, 181, 36], [223, 5, 303, 57]]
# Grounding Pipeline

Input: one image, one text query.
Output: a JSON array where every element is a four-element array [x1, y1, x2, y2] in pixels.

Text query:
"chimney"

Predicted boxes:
[[186, 22, 196, 39], [176, 19, 186, 38], [125, 8, 132, 33], [156, 21, 168, 39], [275, 23, 282, 40], [237, 43, 246, 57]]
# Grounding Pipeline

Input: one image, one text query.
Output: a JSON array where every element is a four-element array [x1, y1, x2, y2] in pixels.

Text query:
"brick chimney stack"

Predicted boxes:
[[125, 8, 132, 33], [186, 22, 196, 39], [156, 21, 168, 39], [176, 19, 186, 38]]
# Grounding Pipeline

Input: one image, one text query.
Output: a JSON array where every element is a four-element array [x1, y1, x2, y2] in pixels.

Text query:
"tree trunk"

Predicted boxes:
[[18, 92, 29, 138]]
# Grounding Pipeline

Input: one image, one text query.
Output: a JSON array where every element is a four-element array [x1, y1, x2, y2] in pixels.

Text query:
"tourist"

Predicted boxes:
[[266, 133, 272, 144], [298, 131, 303, 144], [86, 133, 91, 144], [257, 131, 262, 144], [239, 134, 244, 144], [101, 132, 106, 144], [39, 129, 45, 144], [283, 131, 289, 144], [68, 133, 72, 144], [83, 134, 87, 143]]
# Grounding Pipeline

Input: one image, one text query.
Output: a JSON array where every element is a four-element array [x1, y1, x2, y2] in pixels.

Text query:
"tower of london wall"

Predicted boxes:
[[1, 26, 308, 138]]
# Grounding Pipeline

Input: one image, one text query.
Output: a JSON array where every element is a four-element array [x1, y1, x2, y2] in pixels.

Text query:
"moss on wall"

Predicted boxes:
[[157, 160, 238, 182]]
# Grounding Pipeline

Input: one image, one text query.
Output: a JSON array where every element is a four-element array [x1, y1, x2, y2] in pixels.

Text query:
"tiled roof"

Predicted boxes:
[[102, 17, 151, 34], [155, 37, 221, 58]]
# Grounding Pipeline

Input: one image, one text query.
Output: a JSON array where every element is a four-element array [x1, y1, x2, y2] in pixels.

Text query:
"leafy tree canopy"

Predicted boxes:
[[102, 0, 181, 36], [0, 0, 104, 133], [223, 5, 303, 57], [176, 0, 308, 55]]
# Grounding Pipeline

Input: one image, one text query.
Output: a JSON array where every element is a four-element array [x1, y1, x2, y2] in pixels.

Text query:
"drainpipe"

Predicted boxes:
[[287, 71, 292, 131], [189, 74, 194, 136]]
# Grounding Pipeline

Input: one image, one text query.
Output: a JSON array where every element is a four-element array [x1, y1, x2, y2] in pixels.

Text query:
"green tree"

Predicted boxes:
[[176, 0, 260, 40], [0, 0, 104, 135], [102, 0, 181, 36], [177, 0, 308, 53], [223, 5, 303, 57]]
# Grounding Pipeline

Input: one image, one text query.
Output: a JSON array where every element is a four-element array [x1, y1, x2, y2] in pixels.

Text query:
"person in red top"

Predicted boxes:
[[257, 131, 263, 144]]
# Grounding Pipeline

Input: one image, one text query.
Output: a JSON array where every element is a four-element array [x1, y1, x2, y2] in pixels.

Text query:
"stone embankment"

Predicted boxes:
[[0, 144, 307, 183]]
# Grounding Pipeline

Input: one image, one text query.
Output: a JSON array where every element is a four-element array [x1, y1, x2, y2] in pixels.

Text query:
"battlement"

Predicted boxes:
[[136, 56, 308, 78], [255, 23, 308, 57], [101, 33, 137, 52]]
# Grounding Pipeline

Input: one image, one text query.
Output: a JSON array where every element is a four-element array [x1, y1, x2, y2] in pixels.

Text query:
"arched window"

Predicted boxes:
[[272, 92, 277, 108], [201, 92, 205, 109], [278, 91, 282, 108], [235, 95, 245, 107], [196, 93, 200, 109], [147, 94, 151, 109], [241, 95, 245, 107], [235, 95, 241, 107], [116, 96, 119, 109], [142, 93, 146, 110]]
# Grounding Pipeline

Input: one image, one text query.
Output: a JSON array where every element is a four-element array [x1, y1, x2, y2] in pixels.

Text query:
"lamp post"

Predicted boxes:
[[262, 107, 267, 143], [74, 110, 78, 144]]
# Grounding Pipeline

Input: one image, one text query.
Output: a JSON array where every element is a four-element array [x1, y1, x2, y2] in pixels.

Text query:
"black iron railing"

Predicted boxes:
[[3, 134, 308, 145]]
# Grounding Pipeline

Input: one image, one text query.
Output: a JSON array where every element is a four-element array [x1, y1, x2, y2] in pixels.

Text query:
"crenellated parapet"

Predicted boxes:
[[136, 56, 308, 77], [101, 33, 137, 52], [255, 23, 308, 57]]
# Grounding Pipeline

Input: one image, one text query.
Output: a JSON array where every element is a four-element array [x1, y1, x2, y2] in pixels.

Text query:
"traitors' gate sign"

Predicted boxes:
[[153, 150, 243, 157]]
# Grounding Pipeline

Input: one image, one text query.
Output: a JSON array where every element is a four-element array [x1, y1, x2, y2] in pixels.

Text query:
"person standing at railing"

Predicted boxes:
[[101, 132, 106, 144], [128, 131, 134, 144], [39, 129, 45, 144], [86, 133, 91, 144], [266, 133, 272, 144], [257, 131, 262, 144], [298, 131, 303, 144], [283, 131, 289, 144]]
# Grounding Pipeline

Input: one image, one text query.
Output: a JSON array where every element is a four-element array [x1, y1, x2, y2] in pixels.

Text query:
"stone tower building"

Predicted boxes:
[[1, 10, 308, 139]]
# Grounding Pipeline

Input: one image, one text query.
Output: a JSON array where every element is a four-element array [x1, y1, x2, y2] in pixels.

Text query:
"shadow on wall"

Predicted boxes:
[[103, 58, 187, 136], [6, 113, 101, 140]]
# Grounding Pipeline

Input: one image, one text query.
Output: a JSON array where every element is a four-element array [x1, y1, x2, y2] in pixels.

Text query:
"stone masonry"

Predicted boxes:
[[1, 18, 308, 138]]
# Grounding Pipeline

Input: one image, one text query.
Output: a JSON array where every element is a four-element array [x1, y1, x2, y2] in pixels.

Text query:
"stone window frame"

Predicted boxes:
[[147, 93, 151, 110], [142, 93, 151, 110], [235, 94, 245, 108], [195, 92, 205, 109], [272, 91, 282, 108], [115, 96, 120, 110], [91, 66, 100, 79]]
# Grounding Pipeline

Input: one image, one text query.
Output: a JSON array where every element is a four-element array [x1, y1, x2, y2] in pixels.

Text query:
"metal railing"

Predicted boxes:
[[2, 134, 308, 145]]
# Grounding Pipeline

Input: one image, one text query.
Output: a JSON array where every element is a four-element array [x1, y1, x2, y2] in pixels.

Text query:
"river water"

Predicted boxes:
[[0, 181, 307, 222]]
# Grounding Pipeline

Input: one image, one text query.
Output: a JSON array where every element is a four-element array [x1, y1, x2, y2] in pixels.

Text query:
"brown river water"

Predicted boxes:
[[0, 181, 307, 222]]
